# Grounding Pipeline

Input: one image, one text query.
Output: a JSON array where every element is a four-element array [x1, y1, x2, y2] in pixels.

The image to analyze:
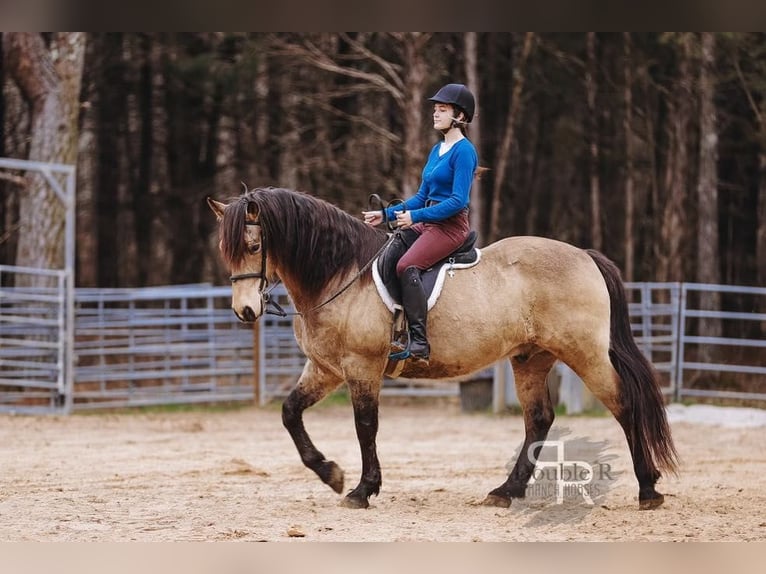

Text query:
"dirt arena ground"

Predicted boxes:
[[1, 399, 764, 542]]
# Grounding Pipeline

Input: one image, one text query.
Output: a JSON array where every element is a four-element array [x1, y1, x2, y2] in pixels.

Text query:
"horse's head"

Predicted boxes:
[[207, 195, 275, 322]]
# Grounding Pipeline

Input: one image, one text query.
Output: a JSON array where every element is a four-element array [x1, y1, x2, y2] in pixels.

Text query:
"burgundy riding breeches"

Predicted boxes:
[[395, 208, 470, 276]]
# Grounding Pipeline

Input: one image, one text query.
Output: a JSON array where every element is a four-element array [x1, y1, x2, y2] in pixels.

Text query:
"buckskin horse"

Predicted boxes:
[[207, 186, 677, 510]]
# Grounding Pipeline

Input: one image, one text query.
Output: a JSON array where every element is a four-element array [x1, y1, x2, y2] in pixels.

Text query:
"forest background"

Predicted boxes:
[[1, 32, 765, 292]]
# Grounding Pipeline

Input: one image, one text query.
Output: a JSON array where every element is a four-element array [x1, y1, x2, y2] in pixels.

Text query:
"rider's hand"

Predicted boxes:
[[362, 210, 383, 226], [395, 211, 413, 229]]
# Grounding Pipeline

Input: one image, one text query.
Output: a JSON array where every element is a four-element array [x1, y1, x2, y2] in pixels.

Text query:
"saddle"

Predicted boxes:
[[372, 230, 481, 312], [371, 231, 482, 377]]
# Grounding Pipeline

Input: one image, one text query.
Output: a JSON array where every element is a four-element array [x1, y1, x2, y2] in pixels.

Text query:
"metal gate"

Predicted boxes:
[[0, 159, 76, 414], [0, 265, 69, 413], [626, 282, 681, 396], [677, 283, 766, 401]]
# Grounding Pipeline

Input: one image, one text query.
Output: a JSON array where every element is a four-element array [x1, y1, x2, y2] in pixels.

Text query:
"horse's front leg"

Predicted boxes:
[[282, 360, 345, 494], [340, 379, 382, 509]]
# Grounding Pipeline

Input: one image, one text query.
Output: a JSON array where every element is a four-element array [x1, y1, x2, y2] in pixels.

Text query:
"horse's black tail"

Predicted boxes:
[[586, 249, 678, 476]]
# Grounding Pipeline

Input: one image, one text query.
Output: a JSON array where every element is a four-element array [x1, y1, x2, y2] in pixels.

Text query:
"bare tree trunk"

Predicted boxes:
[[146, 35, 173, 286], [214, 91, 238, 192], [464, 32, 485, 245], [634, 58, 662, 281], [1, 42, 27, 269], [3, 33, 86, 286], [750, 68, 766, 295], [657, 34, 693, 283], [312, 35, 341, 203], [254, 54, 269, 156], [133, 34, 153, 286], [696, 32, 722, 343], [236, 38, 270, 192], [400, 33, 428, 198], [251, 50, 271, 183], [117, 34, 139, 286], [76, 38, 99, 287], [623, 32, 635, 281], [759, 151, 766, 289], [586, 32, 602, 251], [754, 133, 766, 337], [276, 66, 300, 189], [732, 34, 766, 326], [489, 32, 534, 243]]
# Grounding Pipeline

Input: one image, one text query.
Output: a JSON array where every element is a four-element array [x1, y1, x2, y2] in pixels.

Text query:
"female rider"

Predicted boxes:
[[362, 83, 478, 365]]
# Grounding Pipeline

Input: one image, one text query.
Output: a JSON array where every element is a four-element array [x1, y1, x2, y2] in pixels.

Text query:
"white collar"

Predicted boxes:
[[439, 136, 463, 156]]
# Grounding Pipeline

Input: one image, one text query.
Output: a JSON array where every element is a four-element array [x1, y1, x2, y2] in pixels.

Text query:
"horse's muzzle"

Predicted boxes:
[[234, 305, 260, 323]]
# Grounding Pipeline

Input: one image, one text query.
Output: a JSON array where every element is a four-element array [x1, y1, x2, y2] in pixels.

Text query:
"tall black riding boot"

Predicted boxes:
[[400, 265, 430, 364]]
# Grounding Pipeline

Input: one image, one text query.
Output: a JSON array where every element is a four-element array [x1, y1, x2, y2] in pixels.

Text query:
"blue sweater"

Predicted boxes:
[[385, 138, 478, 224]]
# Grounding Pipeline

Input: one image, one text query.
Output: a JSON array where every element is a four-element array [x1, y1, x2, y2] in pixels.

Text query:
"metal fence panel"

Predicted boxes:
[[72, 285, 255, 410], [677, 283, 766, 402], [2, 279, 765, 413], [257, 288, 304, 404], [625, 282, 681, 397], [84, 281, 761, 408], [0, 266, 69, 414]]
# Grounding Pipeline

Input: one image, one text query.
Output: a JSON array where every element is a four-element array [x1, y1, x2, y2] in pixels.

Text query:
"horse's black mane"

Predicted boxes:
[[219, 187, 387, 294]]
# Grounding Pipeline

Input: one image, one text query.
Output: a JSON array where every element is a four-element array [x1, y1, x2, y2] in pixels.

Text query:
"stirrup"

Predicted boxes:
[[389, 337, 411, 361]]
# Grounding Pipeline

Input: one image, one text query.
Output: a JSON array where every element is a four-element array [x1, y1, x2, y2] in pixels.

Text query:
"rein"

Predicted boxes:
[[229, 195, 402, 318], [277, 231, 397, 318]]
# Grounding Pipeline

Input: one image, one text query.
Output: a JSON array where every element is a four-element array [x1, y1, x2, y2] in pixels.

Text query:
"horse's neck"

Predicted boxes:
[[280, 264, 365, 317]]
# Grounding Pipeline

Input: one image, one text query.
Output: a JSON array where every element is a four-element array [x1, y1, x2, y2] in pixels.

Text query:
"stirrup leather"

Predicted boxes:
[[385, 310, 408, 377]]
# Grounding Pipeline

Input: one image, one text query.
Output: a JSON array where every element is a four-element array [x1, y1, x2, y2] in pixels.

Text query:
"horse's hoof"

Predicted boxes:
[[339, 495, 369, 509], [322, 461, 345, 494], [481, 494, 512, 508], [639, 493, 665, 510]]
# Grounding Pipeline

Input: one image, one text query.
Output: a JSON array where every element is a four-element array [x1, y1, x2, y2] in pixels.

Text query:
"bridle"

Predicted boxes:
[[228, 220, 277, 312], [227, 194, 401, 318], [229, 220, 267, 285]]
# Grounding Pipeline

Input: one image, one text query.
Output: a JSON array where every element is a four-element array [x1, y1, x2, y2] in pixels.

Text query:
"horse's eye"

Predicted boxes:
[[248, 242, 261, 254]]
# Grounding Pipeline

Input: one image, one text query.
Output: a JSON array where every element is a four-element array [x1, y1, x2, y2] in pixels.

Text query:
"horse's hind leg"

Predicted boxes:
[[582, 248, 677, 509], [577, 358, 666, 510], [483, 350, 557, 508], [282, 360, 345, 495], [340, 378, 382, 509]]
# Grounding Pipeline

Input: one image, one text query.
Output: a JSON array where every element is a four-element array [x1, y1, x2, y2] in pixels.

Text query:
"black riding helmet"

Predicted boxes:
[[428, 83, 475, 123]]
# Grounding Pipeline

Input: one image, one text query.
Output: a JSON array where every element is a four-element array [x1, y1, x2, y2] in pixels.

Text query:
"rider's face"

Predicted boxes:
[[433, 103, 456, 130]]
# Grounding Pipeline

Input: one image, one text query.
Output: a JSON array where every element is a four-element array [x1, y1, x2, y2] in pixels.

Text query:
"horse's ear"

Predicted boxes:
[[206, 196, 226, 221]]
